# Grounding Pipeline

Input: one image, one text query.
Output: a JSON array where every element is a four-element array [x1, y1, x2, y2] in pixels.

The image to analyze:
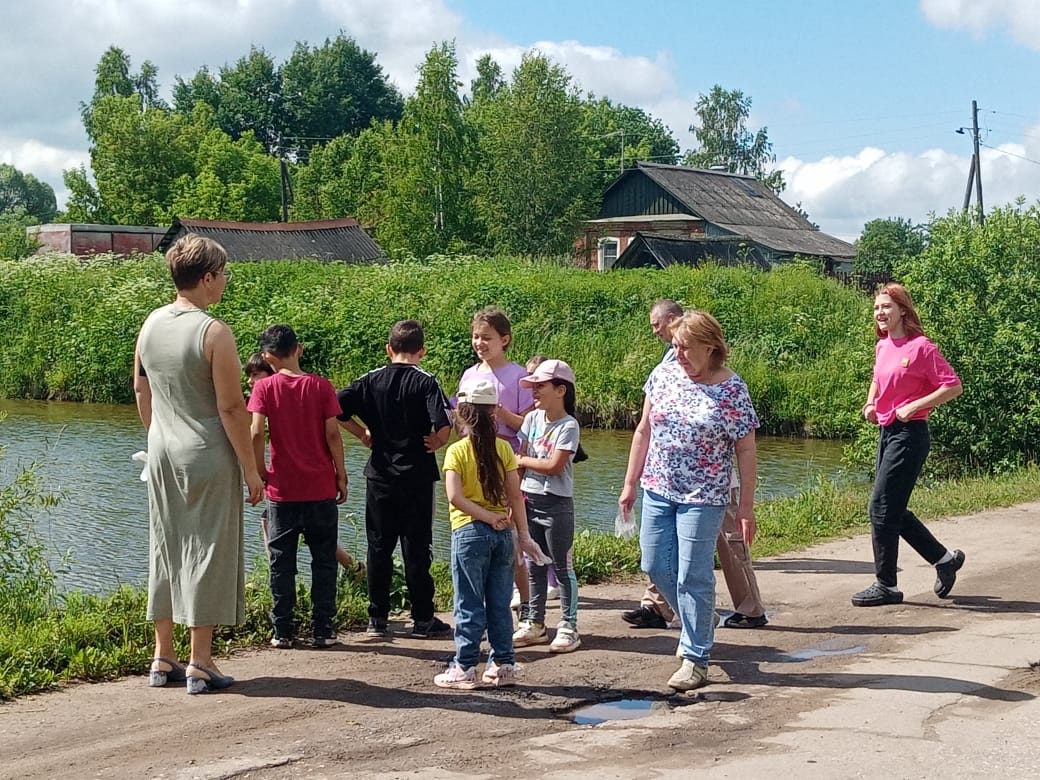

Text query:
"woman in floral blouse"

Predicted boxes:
[[619, 309, 759, 692]]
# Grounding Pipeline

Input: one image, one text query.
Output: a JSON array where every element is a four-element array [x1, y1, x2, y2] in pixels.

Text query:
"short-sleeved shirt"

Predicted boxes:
[[443, 437, 517, 531], [247, 372, 342, 502], [337, 362, 451, 483], [456, 362, 533, 453], [641, 360, 759, 506], [519, 410, 579, 497], [873, 335, 959, 427]]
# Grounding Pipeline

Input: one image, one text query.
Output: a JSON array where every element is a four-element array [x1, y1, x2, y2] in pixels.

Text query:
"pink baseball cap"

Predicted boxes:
[[520, 358, 576, 387]]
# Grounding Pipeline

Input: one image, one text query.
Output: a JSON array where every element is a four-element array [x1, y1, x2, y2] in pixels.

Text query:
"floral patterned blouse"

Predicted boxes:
[[641, 360, 759, 506]]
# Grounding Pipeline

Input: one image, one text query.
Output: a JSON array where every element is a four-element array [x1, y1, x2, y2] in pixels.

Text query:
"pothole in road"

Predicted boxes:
[[568, 698, 663, 725]]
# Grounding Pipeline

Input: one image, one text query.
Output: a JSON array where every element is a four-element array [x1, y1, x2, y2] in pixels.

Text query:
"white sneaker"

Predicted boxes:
[[512, 620, 548, 647], [434, 663, 479, 690], [549, 621, 581, 653], [546, 585, 561, 601], [667, 659, 708, 691], [482, 662, 517, 687]]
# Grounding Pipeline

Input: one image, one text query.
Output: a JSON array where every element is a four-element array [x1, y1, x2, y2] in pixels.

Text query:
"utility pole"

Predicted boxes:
[[971, 99, 984, 224], [960, 100, 984, 225]]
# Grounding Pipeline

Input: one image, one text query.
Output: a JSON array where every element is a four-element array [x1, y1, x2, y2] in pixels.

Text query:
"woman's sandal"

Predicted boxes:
[[722, 612, 769, 629], [148, 656, 187, 687], [185, 662, 235, 695]]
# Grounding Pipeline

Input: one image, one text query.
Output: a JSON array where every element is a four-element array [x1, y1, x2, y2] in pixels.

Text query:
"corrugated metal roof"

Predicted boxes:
[[157, 217, 386, 263], [602, 163, 854, 259]]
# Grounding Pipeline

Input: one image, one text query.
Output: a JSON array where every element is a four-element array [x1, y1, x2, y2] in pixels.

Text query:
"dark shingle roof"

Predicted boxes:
[[605, 163, 854, 259], [613, 233, 770, 270], [157, 217, 385, 263]]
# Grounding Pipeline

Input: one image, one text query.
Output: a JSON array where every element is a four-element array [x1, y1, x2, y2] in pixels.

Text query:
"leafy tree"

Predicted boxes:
[[854, 217, 926, 276], [61, 166, 109, 224], [471, 52, 597, 255], [377, 42, 477, 257], [0, 164, 57, 223], [85, 95, 196, 224], [901, 205, 1040, 471], [169, 122, 281, 222], [469, 54, 505, 105], [683, 85, 784, 194], [173, 48, 284, 155], [83, 46, 165, 136], [279, 34, 403, 156], [582, 97, 679, 191], [290, 125, 389, 228]]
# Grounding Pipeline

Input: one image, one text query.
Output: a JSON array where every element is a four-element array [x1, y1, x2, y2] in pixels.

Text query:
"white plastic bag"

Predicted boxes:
[[131, 450, 148, 482], [615, 506, 637, 540]]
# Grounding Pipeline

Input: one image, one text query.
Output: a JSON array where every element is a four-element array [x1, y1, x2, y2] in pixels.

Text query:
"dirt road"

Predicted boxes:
[[3, 503, 1039, 779]]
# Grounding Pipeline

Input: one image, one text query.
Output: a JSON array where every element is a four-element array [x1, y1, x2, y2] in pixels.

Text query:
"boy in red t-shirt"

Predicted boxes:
[[248, 325, 347, 648]]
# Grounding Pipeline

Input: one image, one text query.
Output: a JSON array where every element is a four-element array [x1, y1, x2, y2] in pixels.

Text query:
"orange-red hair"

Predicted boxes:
[[875, 282, 924, 339]]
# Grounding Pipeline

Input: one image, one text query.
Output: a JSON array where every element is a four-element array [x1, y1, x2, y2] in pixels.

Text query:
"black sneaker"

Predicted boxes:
[[851, 582, 904, 607], [411, 616, 452, 638], [934, 549, 965, 598], [311, 634, 340, 648], [270, 635, 294, 649], [621, 605, 668, 629], [366, 618, 389, 638]]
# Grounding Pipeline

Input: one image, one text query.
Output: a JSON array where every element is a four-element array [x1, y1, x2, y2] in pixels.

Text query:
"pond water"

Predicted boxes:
[[0, 399, 848, 594]]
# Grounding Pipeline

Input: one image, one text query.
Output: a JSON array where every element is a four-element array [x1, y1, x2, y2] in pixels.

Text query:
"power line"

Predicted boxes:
[[979, 141, 1040, 167]]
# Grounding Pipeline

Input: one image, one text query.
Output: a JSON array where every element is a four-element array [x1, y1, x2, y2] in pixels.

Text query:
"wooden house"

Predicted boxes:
[[579, 162, 854, 271], [157, 217, 386, 263]]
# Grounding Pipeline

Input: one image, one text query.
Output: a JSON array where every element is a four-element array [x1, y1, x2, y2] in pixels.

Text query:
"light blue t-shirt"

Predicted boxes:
[[519, 410, 580, 497]]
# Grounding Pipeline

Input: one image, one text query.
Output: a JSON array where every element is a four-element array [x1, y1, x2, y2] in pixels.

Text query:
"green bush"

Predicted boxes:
[[899, 205, 1040, 471], [0, 254, 871, 438]]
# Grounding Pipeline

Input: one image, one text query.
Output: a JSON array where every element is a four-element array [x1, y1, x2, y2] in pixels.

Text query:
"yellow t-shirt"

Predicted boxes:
[[442, 437, 517, 531]]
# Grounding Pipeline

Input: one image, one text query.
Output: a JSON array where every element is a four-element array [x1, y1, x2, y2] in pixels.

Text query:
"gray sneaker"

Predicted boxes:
[[366, 618, 389, 637], [667, 659, 709, 691]]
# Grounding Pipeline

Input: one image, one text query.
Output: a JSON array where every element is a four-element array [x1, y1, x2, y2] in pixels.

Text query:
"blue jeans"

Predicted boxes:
[[450, 521, 515, 669], [640, 489, 726, 666], [267, 499, 339, 638]]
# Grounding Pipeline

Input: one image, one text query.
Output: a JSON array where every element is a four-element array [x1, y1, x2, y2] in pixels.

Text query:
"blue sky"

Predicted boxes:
[[2, 0, 1039, 239]]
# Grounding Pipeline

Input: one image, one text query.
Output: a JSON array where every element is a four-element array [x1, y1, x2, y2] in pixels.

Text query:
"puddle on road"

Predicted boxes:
[[772, 639, 866, 663], [569, 699, 662, 725]]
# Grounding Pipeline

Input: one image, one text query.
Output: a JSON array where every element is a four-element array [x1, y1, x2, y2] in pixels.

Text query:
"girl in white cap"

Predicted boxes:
[[435, 378, 544, 689]]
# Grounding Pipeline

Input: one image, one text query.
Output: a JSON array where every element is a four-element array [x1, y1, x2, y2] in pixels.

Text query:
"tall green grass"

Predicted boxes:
[[0, 254, 872, 436]]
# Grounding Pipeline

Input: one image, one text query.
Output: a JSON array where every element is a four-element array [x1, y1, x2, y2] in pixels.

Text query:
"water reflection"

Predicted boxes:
[[0, 399, 849, 594]]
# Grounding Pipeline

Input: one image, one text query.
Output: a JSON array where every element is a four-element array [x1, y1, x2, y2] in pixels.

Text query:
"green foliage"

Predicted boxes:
[[0, 209, 41, 260], [0, 163, 57, 223], [898, 205, 1040, 471], [0, 255, 871, 441], [376, 42, 478, 257], [854, 217, 926, 276], [682, 84, 785, 194], [278, 34, 404, 157], [582, 97, 680, 192], [470, 53, 598, 255]]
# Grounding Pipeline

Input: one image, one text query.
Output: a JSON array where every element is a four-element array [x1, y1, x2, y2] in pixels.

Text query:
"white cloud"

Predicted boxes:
[[920, 0, 1040, 50], [779, 133, 1040, 241]]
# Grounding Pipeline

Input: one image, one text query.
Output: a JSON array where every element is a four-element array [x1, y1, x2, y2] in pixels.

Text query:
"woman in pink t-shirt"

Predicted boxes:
[[852, 283, 965, 608]]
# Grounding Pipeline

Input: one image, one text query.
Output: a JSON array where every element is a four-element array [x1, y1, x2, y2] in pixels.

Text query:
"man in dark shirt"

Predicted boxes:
[[337, 320, 453, 638]]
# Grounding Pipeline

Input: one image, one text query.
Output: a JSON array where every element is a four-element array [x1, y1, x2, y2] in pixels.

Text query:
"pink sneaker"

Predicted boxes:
[[434, 663, 479, 690], [482, 662, 516, 687]]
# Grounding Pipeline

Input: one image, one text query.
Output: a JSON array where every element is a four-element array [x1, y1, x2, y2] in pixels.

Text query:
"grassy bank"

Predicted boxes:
[[3, 463, 1039, 700], [0, 254, 872, 436]]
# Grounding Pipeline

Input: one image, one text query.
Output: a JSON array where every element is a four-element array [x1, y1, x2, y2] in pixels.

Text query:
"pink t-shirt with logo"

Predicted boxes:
[[873, 335, 959, 427]]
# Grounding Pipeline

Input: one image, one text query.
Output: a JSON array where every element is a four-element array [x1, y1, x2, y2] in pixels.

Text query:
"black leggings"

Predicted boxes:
[[869, 420, 947, 587]]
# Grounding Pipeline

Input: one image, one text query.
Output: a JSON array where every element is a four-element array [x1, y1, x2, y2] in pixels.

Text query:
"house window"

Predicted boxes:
[[599, 239, 618, 270]]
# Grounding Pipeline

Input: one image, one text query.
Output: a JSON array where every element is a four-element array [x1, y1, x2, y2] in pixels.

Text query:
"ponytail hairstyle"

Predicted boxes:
[[549, 377, 589, 464], [455, 402, 507, 506]]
